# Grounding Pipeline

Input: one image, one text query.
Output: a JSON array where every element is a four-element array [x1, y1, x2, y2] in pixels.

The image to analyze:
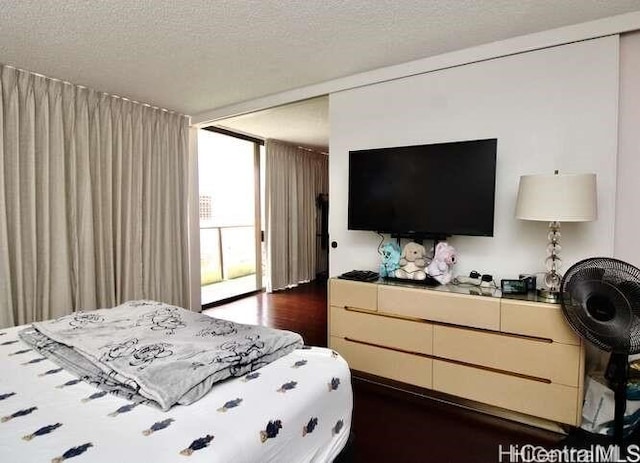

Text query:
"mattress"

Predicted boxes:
[[0, 325, 352, 463]]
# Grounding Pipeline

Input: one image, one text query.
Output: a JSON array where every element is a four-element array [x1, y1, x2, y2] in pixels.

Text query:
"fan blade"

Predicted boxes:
[[570, 266, 605, 285], [563, 280, 632, 351]]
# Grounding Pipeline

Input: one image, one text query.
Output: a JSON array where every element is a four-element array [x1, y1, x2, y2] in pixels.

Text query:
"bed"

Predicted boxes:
[[0, 304, 352, 463]]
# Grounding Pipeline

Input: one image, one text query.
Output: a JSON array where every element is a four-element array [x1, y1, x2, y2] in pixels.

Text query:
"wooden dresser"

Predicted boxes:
[[328, 278, 585, 427]]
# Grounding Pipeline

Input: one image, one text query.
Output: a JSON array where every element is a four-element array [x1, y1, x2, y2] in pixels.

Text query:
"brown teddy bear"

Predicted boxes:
[[394, 242, 429, 280]]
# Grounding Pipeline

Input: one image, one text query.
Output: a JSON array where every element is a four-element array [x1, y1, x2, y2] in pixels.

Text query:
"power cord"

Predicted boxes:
[[453, 271, 497, 288], [376, 232, 385, 255]]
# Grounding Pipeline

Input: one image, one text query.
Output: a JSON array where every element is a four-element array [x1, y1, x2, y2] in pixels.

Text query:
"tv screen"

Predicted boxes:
[[348, 138, 497, 238]]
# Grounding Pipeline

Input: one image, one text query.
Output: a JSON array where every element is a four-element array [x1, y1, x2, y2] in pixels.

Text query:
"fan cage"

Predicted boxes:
[[560, 257, 640, 354]]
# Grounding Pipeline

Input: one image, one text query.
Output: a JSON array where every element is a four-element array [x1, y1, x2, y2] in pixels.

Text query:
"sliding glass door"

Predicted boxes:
[[198, 129, 264, 306]]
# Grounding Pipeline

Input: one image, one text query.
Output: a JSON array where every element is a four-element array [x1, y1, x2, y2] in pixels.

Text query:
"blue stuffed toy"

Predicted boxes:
[[379, 242, 401, 278]]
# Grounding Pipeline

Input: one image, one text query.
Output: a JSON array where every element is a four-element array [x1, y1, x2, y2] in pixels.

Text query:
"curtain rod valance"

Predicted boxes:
[[0, 63, 188, 119], [265, 138, 328, 156]]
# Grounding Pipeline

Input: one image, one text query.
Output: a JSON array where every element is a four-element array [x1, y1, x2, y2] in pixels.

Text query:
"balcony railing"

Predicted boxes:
[[200, 224, 257, 286]]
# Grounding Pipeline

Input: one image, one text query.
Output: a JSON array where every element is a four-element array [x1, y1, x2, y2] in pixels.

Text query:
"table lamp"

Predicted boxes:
[[515, 171, 597, 302]]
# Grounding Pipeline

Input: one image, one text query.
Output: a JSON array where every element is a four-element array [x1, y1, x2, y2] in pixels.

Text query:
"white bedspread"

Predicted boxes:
[[0, 325, 352, 463]]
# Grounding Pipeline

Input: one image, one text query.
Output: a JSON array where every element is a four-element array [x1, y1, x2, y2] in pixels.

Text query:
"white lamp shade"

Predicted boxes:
[[515, 173, 597, 222]]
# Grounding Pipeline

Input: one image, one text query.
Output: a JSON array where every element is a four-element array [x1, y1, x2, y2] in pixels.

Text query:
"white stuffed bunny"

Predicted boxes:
[[427, 242, 457, 284]]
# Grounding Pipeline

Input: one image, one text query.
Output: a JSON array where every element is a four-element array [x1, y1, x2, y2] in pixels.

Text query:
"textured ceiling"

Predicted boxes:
[[1, 0, 639, 117]]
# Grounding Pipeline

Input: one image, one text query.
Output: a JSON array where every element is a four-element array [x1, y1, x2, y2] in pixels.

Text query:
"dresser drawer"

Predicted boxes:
[[501, 299, 580, 345], [330, 279, 378, 311], [331, 337, 432, 389], [432, 360, 580, 425], [433, 325, 581, 386], [331, 306, 433, 355], [378, 285, 500, 330]]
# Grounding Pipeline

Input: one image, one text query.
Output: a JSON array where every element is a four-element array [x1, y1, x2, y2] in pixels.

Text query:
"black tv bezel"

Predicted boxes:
[[347, 138, 497, 239]]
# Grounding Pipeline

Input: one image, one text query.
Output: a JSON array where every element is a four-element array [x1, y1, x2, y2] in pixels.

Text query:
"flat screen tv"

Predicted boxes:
[[348, 138, 497, 238]]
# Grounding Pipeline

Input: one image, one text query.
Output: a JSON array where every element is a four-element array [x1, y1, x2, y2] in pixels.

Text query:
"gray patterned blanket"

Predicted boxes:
[[19, 300, 303, 410]]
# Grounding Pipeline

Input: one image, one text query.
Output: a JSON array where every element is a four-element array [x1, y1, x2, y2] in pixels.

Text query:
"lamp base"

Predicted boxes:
[[537, 288, 560, 303]]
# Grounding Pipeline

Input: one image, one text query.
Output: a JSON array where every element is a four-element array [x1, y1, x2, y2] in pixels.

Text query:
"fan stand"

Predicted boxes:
[[558, 257, 640, 453], [559, 352, 631, 454], [606, 351, 629, 451]]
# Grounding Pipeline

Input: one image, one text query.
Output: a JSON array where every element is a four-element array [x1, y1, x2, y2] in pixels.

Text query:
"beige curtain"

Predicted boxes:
[[0, 65, 190, 328], [265, 139, 328, 292]]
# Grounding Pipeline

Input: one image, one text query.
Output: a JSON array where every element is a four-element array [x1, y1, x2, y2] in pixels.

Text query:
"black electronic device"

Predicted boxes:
[[481, 273, 494, 283], [348, 138, 497, 239], [519, 274, 537, 292], [338, 270, 379, 282], [456, 271, 494, 286], [500, 279, 528, 294]]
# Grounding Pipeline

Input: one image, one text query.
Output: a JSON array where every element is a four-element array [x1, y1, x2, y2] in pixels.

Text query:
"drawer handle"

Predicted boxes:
[[342, 306, 431, 323], [344, 337, 430, 358], [343, 337, 553, 385], [343, 306, 377, 314], [436, 358, 553, 384], [344, 305, 359, 310]]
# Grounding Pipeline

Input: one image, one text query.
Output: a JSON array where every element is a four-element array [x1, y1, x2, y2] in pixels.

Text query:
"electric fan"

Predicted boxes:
[[560, 257, 640, 447]]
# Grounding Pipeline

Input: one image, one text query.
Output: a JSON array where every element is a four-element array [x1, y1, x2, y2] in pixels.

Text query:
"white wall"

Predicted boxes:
[[193, 12, 640, 125], [329, 36, 619, 281], [615, 31, 640, 268]]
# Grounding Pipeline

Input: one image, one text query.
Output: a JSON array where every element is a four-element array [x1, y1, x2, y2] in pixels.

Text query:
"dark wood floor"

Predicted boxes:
[[205, 279, 563, 462], [203, 280, 328, 347]]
